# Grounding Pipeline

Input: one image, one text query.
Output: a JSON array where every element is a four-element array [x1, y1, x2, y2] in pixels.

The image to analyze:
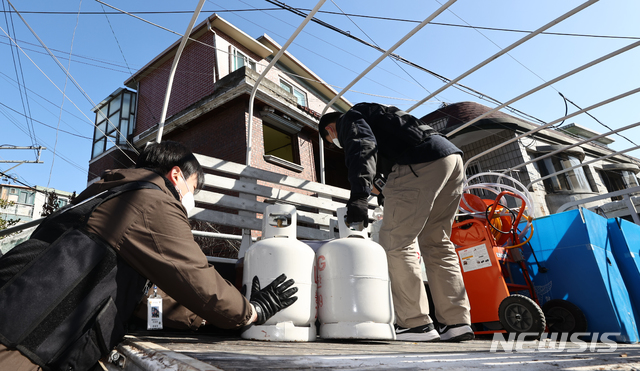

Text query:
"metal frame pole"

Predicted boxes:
[[319, 0, 457, 183], [156, 0, 206, 143], [406, 0, 599, 113], [246, 0, 327, 166]]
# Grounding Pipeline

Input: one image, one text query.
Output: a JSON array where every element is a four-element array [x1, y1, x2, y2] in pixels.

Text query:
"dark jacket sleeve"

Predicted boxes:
[[337, 107, 378, 199]]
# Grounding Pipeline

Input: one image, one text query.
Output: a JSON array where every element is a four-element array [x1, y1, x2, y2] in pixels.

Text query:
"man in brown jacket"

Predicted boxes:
[[0, 141, 297, 370]]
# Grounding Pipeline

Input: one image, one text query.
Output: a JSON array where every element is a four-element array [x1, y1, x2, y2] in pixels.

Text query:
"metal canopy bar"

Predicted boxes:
[[447, 39, 640, 139], [246, 0, 326, 166], [556, 186, 640, 225], [156, 0, 206, 143], [503, 120, 640, 175], [526, 144, 640, 190], [406, 0, 598, 113], [319, 0, 457, 183], [0, 218, 43, 238], [192, 230, 257, 242], [320, 0, 456, 117], [462, 86, 640, 174]]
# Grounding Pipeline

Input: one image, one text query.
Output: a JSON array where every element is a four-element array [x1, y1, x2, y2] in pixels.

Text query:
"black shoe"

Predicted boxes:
[[395, 323, 440, 342], [438, 323, 474, 342]]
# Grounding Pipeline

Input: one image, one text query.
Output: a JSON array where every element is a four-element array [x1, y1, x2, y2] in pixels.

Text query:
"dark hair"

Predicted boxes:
[[136, 141, 204, 193], [318, 111, 343, 143]]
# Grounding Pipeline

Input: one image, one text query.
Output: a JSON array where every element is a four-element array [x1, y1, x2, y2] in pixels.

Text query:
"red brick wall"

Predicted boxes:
[[134, 27, 264, 138], [87, 148, 137, 182], [135, 31, 215, 135], [167, 100, 247, 164]]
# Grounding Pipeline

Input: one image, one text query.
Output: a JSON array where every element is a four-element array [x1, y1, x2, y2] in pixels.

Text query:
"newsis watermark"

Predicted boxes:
[[490, 332, 620, 353]]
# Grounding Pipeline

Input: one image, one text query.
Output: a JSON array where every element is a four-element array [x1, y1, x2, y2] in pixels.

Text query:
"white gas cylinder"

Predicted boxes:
[[241, 205, 317, 342], [316, 207, 395, 340]]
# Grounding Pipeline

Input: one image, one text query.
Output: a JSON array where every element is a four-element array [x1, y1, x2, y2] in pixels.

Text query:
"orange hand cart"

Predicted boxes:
[[452, 191, 545, 336]]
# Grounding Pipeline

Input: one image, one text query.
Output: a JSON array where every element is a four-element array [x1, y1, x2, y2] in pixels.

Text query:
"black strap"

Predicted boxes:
[[81, 181, 162, 226]]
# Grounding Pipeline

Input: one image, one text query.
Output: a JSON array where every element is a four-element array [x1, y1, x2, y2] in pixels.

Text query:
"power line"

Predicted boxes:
[[0, 39, 132, 73], [327, 0, 438, 100], [560, 93, 638, 147], [0, 29, 117, 139], [48, 0, 83, 189], [0, 101, 92, 139], [100, 3, 134, 74], [4, 1, 138, 162], [0, 169, 38, 191], [0, 70, 91, 135], [224, 0, 418, 100], [2, 0, 37, 154], [1, 105, 97, 179], [1, 7, 637, 41], [0, 35, 136, 71], [266, 0, 550, 125], [0, 8, 283, 15]]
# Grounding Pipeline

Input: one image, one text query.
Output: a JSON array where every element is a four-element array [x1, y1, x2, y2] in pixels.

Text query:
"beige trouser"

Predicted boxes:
[[379, 154, 470, 328], [0, 344, 41, 371]]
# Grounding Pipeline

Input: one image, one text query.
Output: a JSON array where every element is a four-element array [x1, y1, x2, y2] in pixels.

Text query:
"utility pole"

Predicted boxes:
[[0, 146, 46, 169]]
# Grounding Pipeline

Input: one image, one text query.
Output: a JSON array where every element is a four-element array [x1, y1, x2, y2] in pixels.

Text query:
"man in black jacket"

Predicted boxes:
[[319, 103, 472, 342]]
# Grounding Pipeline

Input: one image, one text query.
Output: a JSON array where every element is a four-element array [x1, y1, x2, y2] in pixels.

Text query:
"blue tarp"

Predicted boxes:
[[525, 208, 639, 343]]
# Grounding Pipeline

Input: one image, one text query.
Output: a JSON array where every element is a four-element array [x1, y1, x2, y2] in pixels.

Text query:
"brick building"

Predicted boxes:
[[88, 14, 351, 189], [420, 101, 640, 220]]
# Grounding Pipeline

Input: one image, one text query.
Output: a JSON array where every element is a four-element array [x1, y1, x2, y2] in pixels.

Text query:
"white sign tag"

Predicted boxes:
[[147, 287, 163, 330], [457, 243, 492, 272]]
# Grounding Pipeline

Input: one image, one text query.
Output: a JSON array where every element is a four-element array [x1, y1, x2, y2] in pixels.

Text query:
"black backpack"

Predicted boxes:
[[0, 181, 160, 371]]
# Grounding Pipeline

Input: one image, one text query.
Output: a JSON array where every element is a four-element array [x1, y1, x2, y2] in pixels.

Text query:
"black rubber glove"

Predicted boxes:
[[250, 274, 298, 325], [377, 193, 385, 207], [346, 197, 369, 228]]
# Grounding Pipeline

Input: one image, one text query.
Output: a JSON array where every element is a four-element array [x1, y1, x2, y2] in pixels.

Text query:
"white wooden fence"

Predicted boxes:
[[191, 153, 375, 241]]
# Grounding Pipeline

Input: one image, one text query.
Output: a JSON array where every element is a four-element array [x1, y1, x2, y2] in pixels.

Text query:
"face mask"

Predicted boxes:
[[177, 172, 196, 213], [332, 137, 342, 149]]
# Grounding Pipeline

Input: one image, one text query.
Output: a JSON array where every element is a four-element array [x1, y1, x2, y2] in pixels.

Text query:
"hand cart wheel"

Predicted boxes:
[[498, 294, 546, 337], [542, 299, 587, 335]]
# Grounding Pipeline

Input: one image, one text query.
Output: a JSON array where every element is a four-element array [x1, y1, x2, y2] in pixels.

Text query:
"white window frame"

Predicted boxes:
[[230, 46, 256, 72], [539, 154, 594, 193], [279, 79, 308, 107]]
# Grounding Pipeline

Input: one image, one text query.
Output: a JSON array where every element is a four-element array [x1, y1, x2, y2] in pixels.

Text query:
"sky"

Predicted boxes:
[[1, 0, 639, 194]]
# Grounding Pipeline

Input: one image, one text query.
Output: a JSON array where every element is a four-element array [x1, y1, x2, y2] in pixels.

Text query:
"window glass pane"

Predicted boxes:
[[119, 120, 129, 144], [233, 49, 246, 71], [564, 156, 591, 192], [542, 158, 563, 191], [128, 113, 135, 135], [108, 94, 122, 115], [105, 137, 115, 151], [18, 191, 27, 204], [97, 121, 107, 136], [121, 93, 131, 119], [280, 80, 292, 93], [263, 124, 296, 163], [93, 139, 105, 157], [97, 106, 108, 122], [130, 94, 136, 114], [622, 171, 639, 187], [106, 112, 120, 133], [293, 89, 307, 107]]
